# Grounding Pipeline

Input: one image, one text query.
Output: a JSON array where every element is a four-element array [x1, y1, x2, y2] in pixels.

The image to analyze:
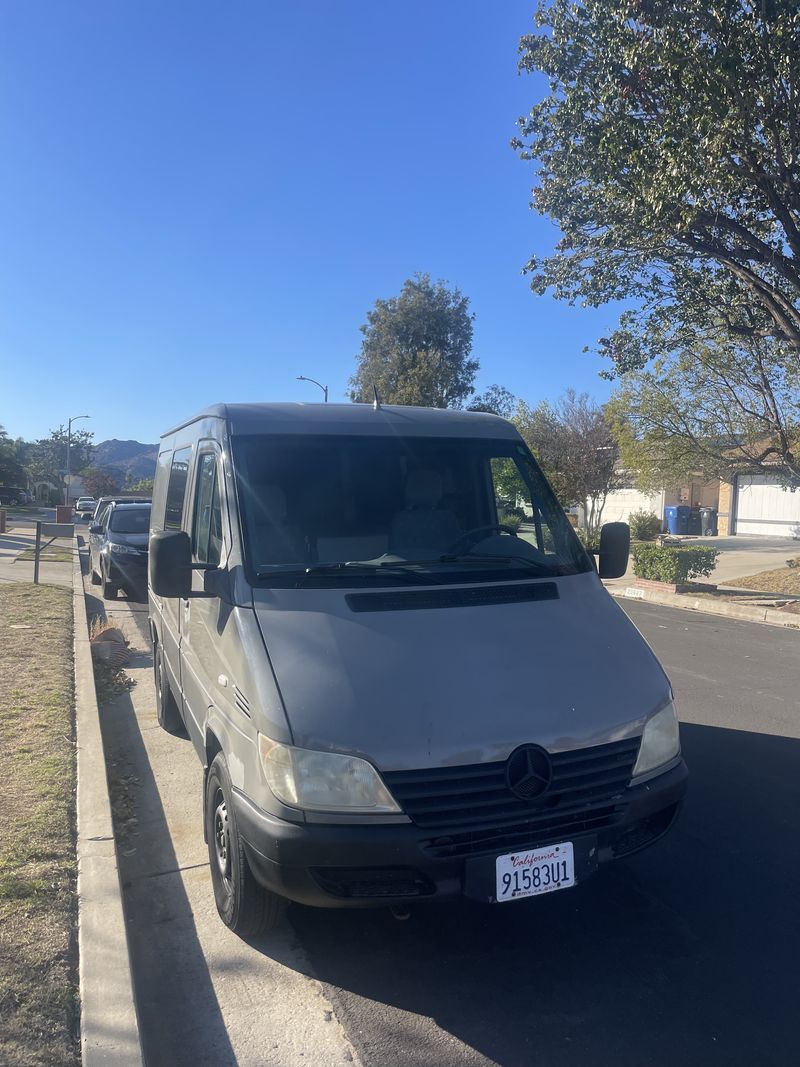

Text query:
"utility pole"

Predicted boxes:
[[296, 375, 328, 402], [65, 415, 90, 505]]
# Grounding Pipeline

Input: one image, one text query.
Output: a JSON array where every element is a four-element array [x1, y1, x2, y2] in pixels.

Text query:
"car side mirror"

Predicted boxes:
[[89, 524, 102, 534], [598, 522, 630, 579], [150, 530, 193, 598]]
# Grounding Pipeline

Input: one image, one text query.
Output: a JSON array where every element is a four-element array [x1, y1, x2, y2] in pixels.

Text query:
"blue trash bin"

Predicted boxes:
[[676, 505, 691, 535], [664, 506, 680, 534]]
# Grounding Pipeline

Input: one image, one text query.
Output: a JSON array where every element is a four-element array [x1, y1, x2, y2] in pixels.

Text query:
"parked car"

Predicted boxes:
[[74, 496, 97, 519], [148, 403, 687, 937], [89, 502, 151, 599], [0, 486, 32, 506], [92, 495, 152, 523]]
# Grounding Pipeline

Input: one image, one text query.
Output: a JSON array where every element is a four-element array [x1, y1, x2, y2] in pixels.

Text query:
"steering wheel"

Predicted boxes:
[[445, 523, 520, 556]]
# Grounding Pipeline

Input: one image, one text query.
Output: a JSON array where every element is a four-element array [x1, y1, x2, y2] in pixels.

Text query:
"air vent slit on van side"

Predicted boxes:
[[233, 686, 251, 718]]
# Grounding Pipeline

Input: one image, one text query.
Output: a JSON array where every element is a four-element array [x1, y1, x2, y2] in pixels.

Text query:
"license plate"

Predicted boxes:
[[495, 841, 575, 902]]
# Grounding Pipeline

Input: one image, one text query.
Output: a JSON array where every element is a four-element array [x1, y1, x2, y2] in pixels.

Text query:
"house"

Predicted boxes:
[[595, 473, 800, 538]]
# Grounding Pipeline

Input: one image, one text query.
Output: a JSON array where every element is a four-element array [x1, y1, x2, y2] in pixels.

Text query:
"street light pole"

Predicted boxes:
[[296, 375, 329, 402], [65, 415, 90, 506]]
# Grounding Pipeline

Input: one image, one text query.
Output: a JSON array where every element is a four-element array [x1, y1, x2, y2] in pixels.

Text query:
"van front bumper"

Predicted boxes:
[[233, 758, 688, 909]]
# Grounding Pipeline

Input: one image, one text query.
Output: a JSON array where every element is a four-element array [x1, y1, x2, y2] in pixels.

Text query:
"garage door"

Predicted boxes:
[[735, 476, 800, 537]]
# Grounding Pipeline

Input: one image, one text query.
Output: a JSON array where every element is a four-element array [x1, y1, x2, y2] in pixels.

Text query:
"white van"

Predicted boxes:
[[148, 403, 687, 935]]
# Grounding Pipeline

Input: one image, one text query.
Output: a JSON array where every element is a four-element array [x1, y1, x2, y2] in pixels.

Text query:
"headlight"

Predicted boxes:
[[633, 703, 680, 778], [110, 543, 139, 555], [258, 735, 401, 814]]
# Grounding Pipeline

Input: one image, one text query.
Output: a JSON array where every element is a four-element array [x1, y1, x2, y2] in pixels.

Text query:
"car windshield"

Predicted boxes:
[[109, 507, 150, 534], [233, 434, 591, 586]]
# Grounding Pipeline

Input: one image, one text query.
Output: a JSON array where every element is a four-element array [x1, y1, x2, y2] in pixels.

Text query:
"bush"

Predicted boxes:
[[632, 544, 719, 584], [629, 510, 662, 541], [575, 527, 601, 553], [499, 512, 524, 532]]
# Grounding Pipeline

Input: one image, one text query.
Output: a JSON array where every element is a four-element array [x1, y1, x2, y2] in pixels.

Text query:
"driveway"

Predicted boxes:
[[85, 560, 800, 1066]]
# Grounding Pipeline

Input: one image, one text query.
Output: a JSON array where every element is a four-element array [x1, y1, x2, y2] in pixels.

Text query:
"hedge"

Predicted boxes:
[[632, 543, 719, 584]]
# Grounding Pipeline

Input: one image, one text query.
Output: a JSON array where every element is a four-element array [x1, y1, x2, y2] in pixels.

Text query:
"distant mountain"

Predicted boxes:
[[93, 439, 158, 482]]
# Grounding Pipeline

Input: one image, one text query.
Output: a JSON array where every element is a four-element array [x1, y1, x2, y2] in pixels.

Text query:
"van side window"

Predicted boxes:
[[193, 453, 222, 566], [164, 447, 192, 531]]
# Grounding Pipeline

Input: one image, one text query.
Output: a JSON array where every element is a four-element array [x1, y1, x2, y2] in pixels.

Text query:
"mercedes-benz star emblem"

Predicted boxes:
[[506, 744, 552, 800]]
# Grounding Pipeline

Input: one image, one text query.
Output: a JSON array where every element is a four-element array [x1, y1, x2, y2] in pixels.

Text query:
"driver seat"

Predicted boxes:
[[388, 470, 460, 557]]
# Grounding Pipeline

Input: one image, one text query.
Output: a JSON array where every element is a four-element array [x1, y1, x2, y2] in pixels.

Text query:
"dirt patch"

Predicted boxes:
[[720, 558, 800, 596], [0, 583, 79, 1066]]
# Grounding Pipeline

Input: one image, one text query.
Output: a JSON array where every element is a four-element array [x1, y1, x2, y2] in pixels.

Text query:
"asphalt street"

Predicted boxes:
[[291, 600, 800, 1067], [86, 561, 800, 1067]]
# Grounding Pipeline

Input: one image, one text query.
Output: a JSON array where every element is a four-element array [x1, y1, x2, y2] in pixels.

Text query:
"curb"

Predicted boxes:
[[610, 583, 800, 629], [73, 543, 144, 1065]]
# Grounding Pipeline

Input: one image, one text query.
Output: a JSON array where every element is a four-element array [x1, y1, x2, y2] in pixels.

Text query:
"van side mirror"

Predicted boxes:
[[89, 523, 102, 534], [150, 530, 192, 598], [598, 522, 630, 579]]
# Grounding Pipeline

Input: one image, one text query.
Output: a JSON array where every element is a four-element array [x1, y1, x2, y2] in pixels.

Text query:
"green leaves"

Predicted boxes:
[[349, 274, 478, 408], [516, 0, 800, 348], [515, 389, 624, 532], [632, 543, 720, 583], [518, 0, 800, 485]]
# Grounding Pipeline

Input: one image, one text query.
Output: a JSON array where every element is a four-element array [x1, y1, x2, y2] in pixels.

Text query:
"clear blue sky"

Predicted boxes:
[[0, 0, 622, 445]]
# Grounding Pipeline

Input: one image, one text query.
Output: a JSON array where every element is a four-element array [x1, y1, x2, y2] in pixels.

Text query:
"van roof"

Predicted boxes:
[[162, 402, 518, 440]]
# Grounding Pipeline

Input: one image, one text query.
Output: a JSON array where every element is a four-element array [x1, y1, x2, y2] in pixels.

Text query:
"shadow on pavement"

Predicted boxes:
[[283, 723, 800, 1067], [82, 554, 236, 1066]]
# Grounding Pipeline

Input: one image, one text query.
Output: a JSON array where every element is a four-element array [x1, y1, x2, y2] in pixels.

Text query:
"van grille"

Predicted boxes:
[[383, 738, 640, 859]]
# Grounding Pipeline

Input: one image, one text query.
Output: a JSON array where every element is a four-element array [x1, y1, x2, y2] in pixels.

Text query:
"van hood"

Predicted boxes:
[[252, 571, 670, 772]]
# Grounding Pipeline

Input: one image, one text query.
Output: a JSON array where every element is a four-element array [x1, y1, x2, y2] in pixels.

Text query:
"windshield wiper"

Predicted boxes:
[[256, 561, 442, 584]]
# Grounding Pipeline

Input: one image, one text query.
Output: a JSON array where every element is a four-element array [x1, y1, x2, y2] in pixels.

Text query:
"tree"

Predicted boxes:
[[468, 384, 518, 419], [607, 329, 800, 489], [350, 274, 478, 407], [127, 478, 154, 494], [514, 1, 800, 479], [517, 391, 624, 535], [25, 426, 94, 488], [0, 425, 26, 486], [81, 468, 121, 498]]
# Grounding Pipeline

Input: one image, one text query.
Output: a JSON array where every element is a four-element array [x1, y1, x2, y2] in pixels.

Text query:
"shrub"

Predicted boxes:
[[499, 512, 524, 532], [632, 544, 719, 584], [575, 527, 601, 553], [629, 510, 662, 542]]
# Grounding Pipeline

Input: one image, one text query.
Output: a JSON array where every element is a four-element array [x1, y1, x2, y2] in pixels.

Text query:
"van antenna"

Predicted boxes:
[[372, 384, 382, 410]]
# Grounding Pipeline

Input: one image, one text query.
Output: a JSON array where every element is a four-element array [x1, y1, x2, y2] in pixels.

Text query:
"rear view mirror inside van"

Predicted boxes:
[[150, 530, 193, 598]]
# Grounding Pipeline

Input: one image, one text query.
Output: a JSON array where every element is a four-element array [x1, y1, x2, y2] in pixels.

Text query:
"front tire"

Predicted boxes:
[[205, 754, 286, 937], [89, 552, 101, 585], [101, 562, 118, 599], [154, 641, 184, 734]]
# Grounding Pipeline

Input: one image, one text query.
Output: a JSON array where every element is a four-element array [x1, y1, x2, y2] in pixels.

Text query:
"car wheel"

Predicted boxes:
[[101, 564, 118, 600], [206, 753, 286, 937], [153, 641, 184, 734], [89, 553, 101, 585]]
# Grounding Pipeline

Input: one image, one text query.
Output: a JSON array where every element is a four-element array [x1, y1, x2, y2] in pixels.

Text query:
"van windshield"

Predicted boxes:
[[233, 434, 591, 586]]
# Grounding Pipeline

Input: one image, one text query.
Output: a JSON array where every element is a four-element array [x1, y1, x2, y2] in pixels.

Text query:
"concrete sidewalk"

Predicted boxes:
[[0, 526, 76, 588]]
